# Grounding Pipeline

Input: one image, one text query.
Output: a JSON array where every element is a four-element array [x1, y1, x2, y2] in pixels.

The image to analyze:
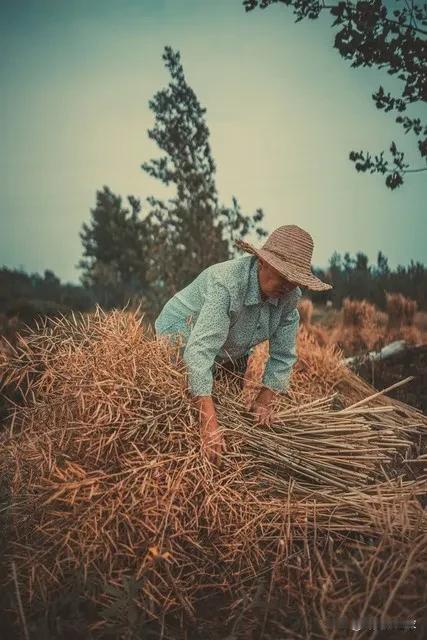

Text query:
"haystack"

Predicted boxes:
[[386, 293, 418, 328], [296, 298, 328, 347], [1, 309, 426, 639], [297, 298, 313, 326], [385, 293, 423, 346], [329, 298, 385, 354]]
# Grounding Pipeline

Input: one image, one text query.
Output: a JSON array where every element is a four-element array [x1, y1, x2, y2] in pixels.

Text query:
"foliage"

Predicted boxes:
[[140, 47, 267, 314], [243, 0, 427, 189], [308, 250, 427, 309], [79, 187, 149, 308], [0, 266, 93, 325]]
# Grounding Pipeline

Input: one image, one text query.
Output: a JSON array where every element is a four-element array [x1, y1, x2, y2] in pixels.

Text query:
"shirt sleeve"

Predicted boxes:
[[182, 277, 231, 396], [262, 306, 300, 393]]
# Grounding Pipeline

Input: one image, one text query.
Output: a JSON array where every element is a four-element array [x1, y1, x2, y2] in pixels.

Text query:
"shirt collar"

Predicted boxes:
[[244, 256, 279, 307]]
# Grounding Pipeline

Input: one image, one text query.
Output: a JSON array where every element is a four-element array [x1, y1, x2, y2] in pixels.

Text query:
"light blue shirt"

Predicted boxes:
[[154, 254, 301, 396]]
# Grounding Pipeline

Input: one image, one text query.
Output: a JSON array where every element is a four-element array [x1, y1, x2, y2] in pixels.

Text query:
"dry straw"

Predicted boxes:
[[297, 298, 313, 326], [386, 293, 418, 328], [296, 298, 329, 348], [0, 309, 426, 638], [330, 298, 384, 353]]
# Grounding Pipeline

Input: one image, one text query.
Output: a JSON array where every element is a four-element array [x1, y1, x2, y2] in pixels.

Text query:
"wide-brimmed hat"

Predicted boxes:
[[234, 225, 332, 292]]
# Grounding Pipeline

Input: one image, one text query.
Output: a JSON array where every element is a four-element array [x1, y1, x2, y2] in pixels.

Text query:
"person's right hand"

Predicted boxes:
[[193, 396, 224, 464], [200, 416, 224, 464]]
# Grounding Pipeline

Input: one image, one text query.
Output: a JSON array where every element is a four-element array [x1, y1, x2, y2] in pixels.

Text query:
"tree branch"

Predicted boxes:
[[321, 2, 427, 36], [403, 166, 427, 174]]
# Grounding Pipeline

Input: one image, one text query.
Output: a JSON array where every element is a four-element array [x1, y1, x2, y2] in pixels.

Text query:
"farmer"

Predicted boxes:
[[155, 225, 331, 462]]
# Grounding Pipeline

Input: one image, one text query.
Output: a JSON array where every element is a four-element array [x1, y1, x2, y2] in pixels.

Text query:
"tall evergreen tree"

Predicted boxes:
[[79, 187, 148, 308], [376, 251, 390, 277], [141, 47, 267, 309]]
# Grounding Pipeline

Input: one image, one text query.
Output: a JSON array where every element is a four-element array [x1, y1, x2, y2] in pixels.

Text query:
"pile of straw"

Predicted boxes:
[[329, 298, 383, 354], [296, 299, 329, 347], [385, 293, 423, 345], [297, 299, 313, 326], [341, 299, 378, 328], [1, 309, 426, 638], [386, 293, 418, 328]]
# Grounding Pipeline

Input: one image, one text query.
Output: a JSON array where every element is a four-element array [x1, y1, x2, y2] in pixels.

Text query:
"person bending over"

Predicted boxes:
[[155, 225, 331, 462]]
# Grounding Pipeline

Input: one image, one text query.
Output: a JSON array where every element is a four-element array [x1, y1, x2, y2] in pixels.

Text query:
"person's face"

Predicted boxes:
[[257, 258, 297, 299]]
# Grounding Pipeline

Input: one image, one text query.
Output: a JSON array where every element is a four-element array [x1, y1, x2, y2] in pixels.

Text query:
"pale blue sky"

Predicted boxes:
[[1, 0, 426, 284]]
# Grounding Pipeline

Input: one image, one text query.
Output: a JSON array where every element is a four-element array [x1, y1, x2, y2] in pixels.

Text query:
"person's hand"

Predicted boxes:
[[193, 396, 224, 463], [250, 387, 279, 427], [200, 416, 224, 464]]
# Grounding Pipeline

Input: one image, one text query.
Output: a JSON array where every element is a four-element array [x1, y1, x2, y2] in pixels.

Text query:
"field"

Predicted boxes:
[[303, 298, 427, 413], [0, 299, 426, 640]]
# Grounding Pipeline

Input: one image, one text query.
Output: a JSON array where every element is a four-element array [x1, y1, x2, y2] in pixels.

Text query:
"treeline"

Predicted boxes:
[[310, 251, 427, 310], [1, 249, 425, 331], [0, 267, 93, 327]]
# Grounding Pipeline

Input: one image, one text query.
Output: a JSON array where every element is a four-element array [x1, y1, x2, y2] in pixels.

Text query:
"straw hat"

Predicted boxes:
[[234, 225, 332, 292]]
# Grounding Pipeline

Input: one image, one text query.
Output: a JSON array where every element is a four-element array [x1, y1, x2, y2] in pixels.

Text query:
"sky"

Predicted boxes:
[[1, 0, 426, 284]]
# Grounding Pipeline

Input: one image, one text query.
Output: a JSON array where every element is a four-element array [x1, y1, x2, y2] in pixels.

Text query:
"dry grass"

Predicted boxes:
[[415, 310, 427, 332], [296, 300, 329, 348], [386, 324, 423, 346], [297, 298, 313, 326], [0, 314, 20, 359], [0, 310, 426, 638], [341, 299, 377, 328], [386, 293, 418, 328], [322, 297, 426, 355], [328, 300, 383, 355]]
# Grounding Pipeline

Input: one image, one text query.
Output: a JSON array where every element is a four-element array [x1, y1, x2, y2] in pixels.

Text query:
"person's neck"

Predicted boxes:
[[257, 263, 267, 301]]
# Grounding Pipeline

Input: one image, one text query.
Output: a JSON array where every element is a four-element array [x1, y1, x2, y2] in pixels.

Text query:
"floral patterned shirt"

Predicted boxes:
[[154, 254, 301, 396]]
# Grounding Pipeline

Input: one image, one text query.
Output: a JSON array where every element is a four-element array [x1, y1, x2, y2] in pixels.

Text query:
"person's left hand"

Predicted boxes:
[[249, 387, 279, 427]]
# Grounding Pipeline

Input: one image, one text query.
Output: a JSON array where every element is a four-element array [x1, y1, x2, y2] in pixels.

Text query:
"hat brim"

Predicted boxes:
[[235, 239, 332, 292]]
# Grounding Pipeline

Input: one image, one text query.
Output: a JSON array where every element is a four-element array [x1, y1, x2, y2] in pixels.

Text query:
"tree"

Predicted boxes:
[[243, 0, 427, 189], [78, 187, 148, 308], [343, 252, 356, 274], [355, 252, 369, 272], [376, 250, 390, 276], [326, 251, 344, 304], [141, 47, 267, 312]]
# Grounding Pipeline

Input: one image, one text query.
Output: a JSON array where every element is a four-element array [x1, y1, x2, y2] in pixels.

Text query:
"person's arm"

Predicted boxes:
[[251, 306, 300, 425], [183, 277, 231, 460], [192, 395, 222, 463], [182, 278, 231, 397]]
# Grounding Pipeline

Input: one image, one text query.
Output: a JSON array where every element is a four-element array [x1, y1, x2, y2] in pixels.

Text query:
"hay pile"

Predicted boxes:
[[297, 299, 313, 326], [1, 309, 426, 639], [329, 298, 384, 354], [325, 296, 424, 356], [385, 293, 423, 345], [296, 298, 329, 347], [386, 293, 418, 328]]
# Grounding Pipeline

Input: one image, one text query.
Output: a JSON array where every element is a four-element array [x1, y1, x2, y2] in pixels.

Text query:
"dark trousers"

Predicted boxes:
[[213, 354, 249, 390]]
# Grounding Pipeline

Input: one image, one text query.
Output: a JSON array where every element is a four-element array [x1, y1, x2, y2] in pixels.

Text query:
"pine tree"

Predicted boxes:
[[142, 47, 267, 308], [78, 187, 147, 308]]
